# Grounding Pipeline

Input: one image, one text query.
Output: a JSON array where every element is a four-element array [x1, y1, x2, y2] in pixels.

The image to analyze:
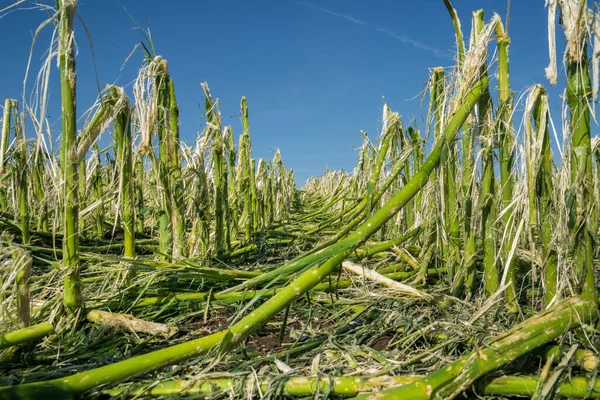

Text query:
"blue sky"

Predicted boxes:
[[0, 0, 569, 184]]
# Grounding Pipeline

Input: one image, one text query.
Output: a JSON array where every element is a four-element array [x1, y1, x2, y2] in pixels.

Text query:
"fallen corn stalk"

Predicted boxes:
[[104, 373, 600, 399], [86, 310, 174, 337], [342, 260, 432, 300], [104, 375, 423, 398], [0, 322, 53, 350], [353, 297, 598, 400], [539, 344, 598, 372]]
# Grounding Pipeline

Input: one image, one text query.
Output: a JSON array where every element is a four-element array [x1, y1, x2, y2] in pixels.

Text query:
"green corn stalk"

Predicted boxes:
[[225, 125, 238, 241], [365, 181, 374, 219], [595, 142, 600, 236], [367, 103, 400, 208], [155, 60, 173, 260], [405, 127, 422, 228], [0, 77, 486, 400], [480, 375, 600, 398], [78, 158, 87, 234], [214, 139, 226, 248], [239, 97, 253, 241], [11, 101, 30, 245], [429, 67, 457, 277], [32, 143, 48, 232], [169, 79, 186, 258], [92, 144, 104, 237], [474, 10, 499, 298], [112, 87, 135, 260], [0, 99, 13, 211], [480, 136, 499, 298], [351, 138, 369, 197], [222, 126, 233, 250], [273, 149, 286, 219], [354, 297, 598, 400], [268, 159, 275, 224], [0, 99, 12, 176], [134, 154, 145, 234], [559, 0, 596, 302], [446, 6, 477, 297], [202, 83, 228, 255], [197, 150, 211, 259], [257, 158, 268, 228], [250, 157, 258, 230], [452, 10, 493, 297], [495, 18, 518, 312], [0, 322, 53, 350], [105, 375, 423, 398], [366, 104, 399, 216], [526, 86, 558, 306], [287, 169, 295, 205], [57, 0, 81, 314], [104, 374, 600, 399], [57, 32, 129, 312], [539, 344, 598, 372], [207, 114, 225, 253], [443, 0, 465, 67], [441, 0, 466, 259]]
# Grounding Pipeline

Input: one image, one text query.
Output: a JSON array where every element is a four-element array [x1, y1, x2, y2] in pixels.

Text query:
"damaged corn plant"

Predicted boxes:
[[1, 0, 600, 399]]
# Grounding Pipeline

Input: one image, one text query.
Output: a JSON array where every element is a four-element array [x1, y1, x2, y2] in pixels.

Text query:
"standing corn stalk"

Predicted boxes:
[[169, 79, 186, 258], [78, 157, 87, 234], [525, 85, 558, 307], [250, 157, 258, 230], [473, 11, 500, 298], [112, 87, 135, 260], [451, 9, 491, 296], [13, 102, 29, 246], [191, 145, 211, 259], [0, 99, 16, 211], [225, 125, 238, 242], [272, 149, 286, 220], [429, 68, 455, 275], [366, 105, 398, 219], [57, 0, 81, 313], [239, 97, 253, 242], [1, 99, 29, 244], [92, 143, 104, 237], [155, 59, 172, 259], [202, 83, 227, 255], [222, 126, 233, 249], [442, 2, 467, 281], [405, 126, 423, 228], [256, 158, 269, 229], [134, 153, 145, 234], [32, 143, 48, 232], [495, 18, 519, 312], [548, 0, 596, 302], [267, 158, 275, 224], [594, 138, 600, 237], [57, 0, 130, 310], [7, 100, 32, 330]]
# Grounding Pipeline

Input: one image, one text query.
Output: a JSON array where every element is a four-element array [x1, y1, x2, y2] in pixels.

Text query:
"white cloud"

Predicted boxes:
[[296, 1, 367, 25], [296, 1, 449, 58], [377, 28, 450, 58]]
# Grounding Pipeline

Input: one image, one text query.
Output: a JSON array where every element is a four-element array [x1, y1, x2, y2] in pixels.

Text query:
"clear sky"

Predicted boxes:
[[0, 1, 569, 184]]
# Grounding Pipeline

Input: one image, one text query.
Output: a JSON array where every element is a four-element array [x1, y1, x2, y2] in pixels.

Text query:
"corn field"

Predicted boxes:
[[2, 0, 600, 399]]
